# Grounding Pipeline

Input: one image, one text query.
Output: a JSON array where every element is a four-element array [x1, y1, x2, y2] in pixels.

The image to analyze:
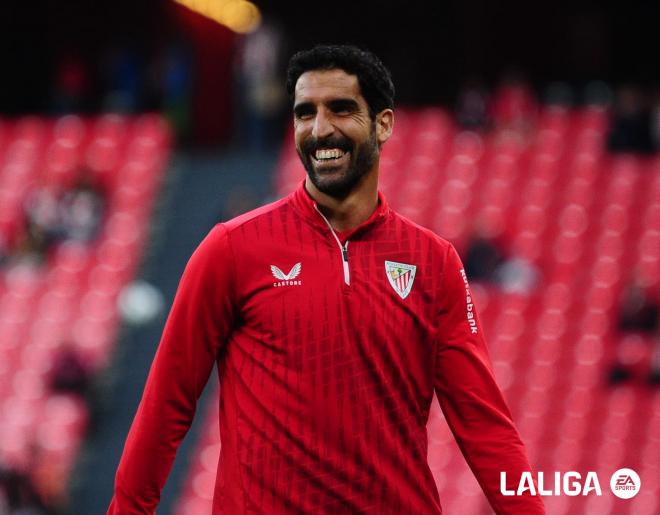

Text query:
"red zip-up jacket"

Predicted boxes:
[[108, 182, 545, 514]]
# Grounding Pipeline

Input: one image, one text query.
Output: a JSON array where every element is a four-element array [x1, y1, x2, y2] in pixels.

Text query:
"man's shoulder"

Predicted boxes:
[[388, 208, 453, 253], [222, 194, 293, 232], [198, 195, 293, 255]]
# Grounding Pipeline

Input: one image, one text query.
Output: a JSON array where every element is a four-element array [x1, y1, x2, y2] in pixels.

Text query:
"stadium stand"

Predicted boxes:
[[175, 105, 659, 515], [0, 114, 170, 510]]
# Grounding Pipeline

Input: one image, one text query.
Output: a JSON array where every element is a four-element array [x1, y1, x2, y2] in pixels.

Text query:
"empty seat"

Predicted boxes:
[[0, 115, 170, 500], [177, 107, 660, 513]]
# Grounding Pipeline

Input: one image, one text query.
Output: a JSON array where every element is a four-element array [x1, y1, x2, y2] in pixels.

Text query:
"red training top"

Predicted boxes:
[[108, 182, 545, 514]]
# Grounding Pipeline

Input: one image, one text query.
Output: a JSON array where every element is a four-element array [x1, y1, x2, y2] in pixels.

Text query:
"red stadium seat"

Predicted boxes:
[[175, 107, 660, 514], [0, 115, 170, 495]]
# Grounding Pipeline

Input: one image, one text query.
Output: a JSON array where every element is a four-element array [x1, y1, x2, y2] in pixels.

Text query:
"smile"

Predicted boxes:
[[311, 148, 350, 164]]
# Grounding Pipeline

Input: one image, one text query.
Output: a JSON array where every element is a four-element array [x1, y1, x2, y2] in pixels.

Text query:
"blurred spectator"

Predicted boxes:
[[10, 188, 62, 267], [607, 85, 654, 154], [59, 176, 105, 243], [464, 232, 504, 283], [617, 280, 659, 333], [490, 71, 537, 134], [102, 45, 143, 113], [456, 79, 490, 130], [464, 231, 540, 295], [650, 340, 660, 385], [11, 229, 49, 268], [49, 345, 91, 397], [608, 278, 660, 385], [6, 172, 105, 269], [583, 80, 613, 107], [0, 232, 9, 268], [145, 42, 193, 141], [48, 344, 100, 433], [651, 88, 660, 152], [23, 187, 63, 249], [0, 465, 52, 515], [26, 443, 69, 515], [235, 19, 287, 150], [495, 256, 540, 295], [543, 81, 575, 107], [51, 54, 89, 114]]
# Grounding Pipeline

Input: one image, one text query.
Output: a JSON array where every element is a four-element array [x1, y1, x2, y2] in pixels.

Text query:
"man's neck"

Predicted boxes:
[[305, 172, 379, 233]]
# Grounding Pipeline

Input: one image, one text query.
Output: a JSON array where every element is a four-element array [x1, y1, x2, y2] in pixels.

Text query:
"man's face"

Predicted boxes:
[[293, 69, 379, 198]]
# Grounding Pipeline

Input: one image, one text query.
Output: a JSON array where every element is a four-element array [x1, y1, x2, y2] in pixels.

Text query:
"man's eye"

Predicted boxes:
[[296, 112, 314, 120], [331, 106, 352, 115], [329, 101, 357, 115]]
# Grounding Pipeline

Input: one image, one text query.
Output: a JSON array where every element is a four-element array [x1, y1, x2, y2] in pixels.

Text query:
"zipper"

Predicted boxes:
[[314, 205, 350, 285]]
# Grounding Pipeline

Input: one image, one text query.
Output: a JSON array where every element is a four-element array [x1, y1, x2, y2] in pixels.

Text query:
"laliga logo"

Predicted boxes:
[[500, 472, 602, 497], [500, 468, 641, 498]]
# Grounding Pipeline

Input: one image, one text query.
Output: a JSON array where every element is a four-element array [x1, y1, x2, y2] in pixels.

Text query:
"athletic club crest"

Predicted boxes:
[[385, 260, 417, 299]]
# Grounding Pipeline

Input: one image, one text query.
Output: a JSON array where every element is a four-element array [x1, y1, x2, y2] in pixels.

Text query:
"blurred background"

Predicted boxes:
[[0, 0, 658, 514]]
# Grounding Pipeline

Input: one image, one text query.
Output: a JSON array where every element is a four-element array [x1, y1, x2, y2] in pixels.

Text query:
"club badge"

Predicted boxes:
[[385, 260, 416, 299]]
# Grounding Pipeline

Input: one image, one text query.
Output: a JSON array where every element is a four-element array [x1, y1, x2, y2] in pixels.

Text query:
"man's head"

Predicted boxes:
[[286, 45, 395, 198]]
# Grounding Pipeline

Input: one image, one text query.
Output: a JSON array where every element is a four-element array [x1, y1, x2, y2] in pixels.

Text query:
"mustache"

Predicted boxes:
[[301, 136, 353, 157]]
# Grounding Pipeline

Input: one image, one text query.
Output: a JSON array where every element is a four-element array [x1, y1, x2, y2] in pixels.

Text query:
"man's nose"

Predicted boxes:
[[312, 110, 334, 139]]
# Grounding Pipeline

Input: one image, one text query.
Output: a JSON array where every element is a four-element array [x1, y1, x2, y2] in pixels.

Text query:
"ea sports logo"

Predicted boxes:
[[610, 468, 641, 499]]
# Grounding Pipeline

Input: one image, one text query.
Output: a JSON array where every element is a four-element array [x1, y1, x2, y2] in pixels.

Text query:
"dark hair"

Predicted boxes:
[[286, 44, 395, 119]]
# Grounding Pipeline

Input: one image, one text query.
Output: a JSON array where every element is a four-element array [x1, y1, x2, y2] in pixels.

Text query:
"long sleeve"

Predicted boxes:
[[108, 224, 236, 514], [434, 244, 545, 514]]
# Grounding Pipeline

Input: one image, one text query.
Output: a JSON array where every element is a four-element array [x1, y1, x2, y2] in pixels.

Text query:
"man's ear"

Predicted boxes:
[[376, 109, 394, 145]]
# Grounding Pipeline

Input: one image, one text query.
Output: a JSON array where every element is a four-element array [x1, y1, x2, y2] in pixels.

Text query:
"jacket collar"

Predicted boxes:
[[290, 180, 390, 241]]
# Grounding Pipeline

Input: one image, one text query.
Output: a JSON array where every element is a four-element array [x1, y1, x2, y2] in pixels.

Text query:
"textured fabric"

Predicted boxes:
[[108, 182, 545, 514]]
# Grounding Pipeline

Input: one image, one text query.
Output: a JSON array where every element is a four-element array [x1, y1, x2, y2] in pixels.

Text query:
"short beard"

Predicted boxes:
[[298, 122, 378, 199]]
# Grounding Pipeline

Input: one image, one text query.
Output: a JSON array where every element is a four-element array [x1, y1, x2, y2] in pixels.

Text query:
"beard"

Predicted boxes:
[[297, 124, 378, 199]]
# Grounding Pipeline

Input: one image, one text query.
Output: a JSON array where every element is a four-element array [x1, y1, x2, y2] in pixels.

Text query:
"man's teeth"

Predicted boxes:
[[315, 148, 346, 160]]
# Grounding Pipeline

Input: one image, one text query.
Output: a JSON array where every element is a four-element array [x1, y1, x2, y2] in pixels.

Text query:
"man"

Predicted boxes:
[[109, 45, 545, 514]]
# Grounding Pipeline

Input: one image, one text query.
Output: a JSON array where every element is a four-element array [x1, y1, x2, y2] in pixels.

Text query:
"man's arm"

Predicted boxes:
[[108, 224, 236, 514], [434, 244, 545, 515]]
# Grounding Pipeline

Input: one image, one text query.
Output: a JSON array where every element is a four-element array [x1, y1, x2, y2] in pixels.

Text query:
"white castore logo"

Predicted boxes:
[[271, 263, 302, 287]]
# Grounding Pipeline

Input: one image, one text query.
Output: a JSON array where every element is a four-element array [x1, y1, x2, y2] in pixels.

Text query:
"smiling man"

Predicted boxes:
[[108, 45, 545, 514], [294, 68, 381, 200]]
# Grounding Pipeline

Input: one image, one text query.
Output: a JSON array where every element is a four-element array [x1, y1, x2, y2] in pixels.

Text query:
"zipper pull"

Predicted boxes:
[[341, 242, 350, 285]]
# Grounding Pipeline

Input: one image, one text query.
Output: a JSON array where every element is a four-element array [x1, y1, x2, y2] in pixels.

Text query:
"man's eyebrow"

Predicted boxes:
[[293, 102, 315, 116], [327, 99, 359, 111], [293, 98, 360, 117]]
